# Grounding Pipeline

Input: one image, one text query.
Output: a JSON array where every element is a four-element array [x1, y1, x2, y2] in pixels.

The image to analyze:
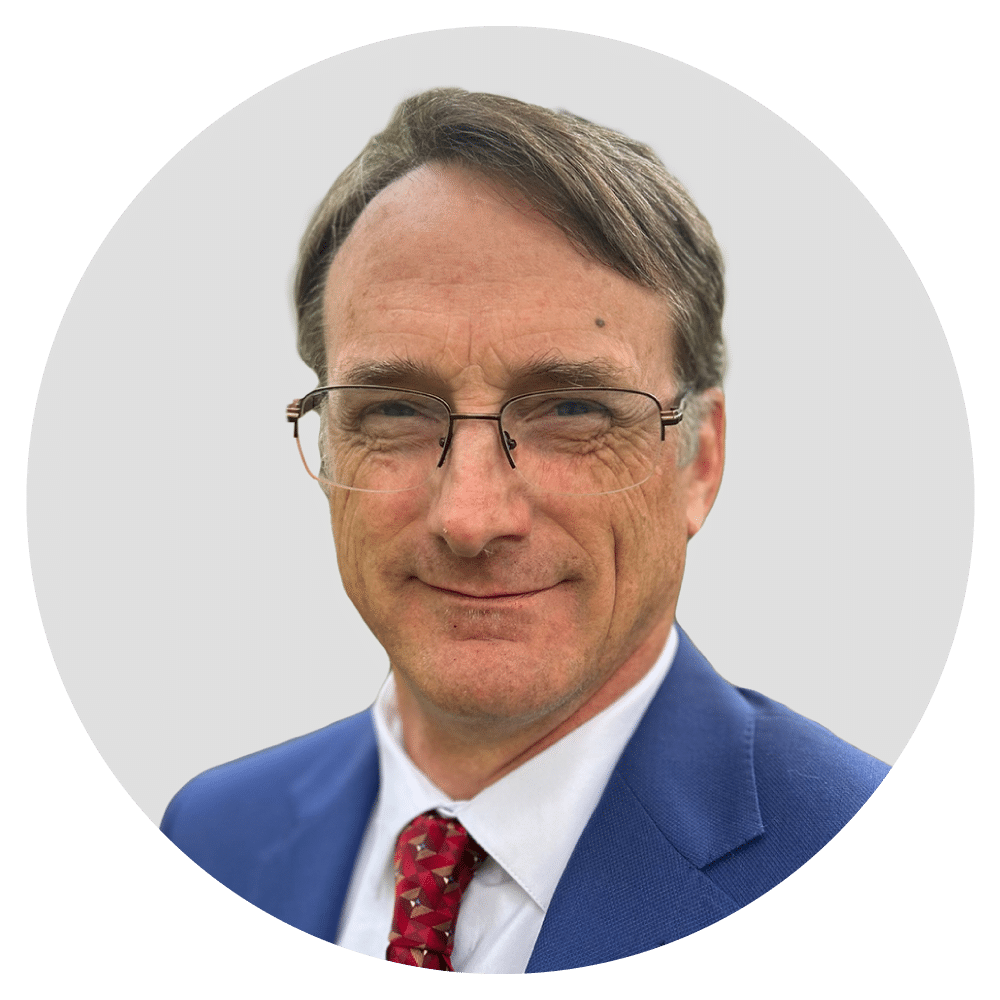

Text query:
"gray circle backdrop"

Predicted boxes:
[[29, 27, 971, 838]]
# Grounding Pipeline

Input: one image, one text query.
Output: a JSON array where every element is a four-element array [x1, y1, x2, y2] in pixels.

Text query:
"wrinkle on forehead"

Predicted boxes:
[[337, 351, 639, 397]]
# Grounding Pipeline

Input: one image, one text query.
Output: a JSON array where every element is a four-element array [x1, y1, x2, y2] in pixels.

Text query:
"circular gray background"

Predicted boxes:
[[28, 27, 971, 825]]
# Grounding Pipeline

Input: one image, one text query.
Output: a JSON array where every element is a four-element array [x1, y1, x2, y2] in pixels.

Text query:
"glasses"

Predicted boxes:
[[286, 385, 687, 496]]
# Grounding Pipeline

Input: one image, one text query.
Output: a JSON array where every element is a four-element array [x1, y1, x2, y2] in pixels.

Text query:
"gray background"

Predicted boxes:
[[27, 27, 972, 824]]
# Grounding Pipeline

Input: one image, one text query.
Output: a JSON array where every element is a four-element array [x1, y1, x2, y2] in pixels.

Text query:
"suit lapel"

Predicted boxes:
[[527, 628, 764, 972], [253, 712, 380, 942]]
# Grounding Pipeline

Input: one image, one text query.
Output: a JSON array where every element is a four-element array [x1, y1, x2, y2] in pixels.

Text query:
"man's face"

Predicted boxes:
[[321, 164, 723, 734]]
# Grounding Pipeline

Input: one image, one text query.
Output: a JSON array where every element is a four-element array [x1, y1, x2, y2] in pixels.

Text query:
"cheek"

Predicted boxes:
[[609, 478, 688, 604], [329, 492, 418, 591]]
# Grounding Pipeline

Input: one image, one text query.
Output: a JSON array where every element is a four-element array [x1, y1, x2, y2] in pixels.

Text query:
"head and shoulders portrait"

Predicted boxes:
[[27, 28, 973, 981]]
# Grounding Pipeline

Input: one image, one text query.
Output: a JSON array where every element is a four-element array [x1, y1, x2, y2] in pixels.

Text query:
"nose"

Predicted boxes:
[[427, 418, 532, 558]]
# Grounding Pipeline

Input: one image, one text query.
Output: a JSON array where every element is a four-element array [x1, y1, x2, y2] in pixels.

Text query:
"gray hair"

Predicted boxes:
[[294, 88, 726, 463]]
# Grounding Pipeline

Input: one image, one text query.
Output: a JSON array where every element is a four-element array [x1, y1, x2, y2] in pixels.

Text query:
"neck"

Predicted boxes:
[[392, 619, 672, 800]]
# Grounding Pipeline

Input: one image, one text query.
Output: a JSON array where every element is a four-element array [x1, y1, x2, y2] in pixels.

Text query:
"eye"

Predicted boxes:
[[553, 398, 605, 417], [374, 400, 420, 417]]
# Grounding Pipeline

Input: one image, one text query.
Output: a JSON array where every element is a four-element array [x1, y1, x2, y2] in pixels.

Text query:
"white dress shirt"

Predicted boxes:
[[336, 625, 678, 973]]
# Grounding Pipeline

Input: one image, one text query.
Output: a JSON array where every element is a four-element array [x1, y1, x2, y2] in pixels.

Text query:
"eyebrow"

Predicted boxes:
[[338, 358, 437, 387], [336, 355, 633, 391], [511, 356, 632, 388]]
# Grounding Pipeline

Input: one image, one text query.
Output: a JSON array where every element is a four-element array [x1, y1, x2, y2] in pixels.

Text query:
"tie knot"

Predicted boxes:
[[386, 811, 486, 970]]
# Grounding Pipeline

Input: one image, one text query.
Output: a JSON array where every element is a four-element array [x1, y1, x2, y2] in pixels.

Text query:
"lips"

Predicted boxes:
[[422, 582, 558, 600]]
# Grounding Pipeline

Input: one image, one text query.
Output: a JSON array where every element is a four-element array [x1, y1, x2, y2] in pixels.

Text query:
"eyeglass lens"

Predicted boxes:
[[296, 387, 664, 495]]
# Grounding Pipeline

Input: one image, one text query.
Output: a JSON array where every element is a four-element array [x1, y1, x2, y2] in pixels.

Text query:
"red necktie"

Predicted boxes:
[[386, 811, 487, 970]]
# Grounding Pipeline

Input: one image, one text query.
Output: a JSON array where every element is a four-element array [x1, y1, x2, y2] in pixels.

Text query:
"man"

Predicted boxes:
[[162, 88, 888, 973]]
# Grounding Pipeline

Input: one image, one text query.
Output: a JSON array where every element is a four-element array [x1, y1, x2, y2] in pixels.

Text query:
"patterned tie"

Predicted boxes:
[[386, 811, 487, 970]]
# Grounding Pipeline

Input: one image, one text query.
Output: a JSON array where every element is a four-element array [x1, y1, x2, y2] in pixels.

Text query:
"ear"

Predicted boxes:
[[683, 388, 726, 539]]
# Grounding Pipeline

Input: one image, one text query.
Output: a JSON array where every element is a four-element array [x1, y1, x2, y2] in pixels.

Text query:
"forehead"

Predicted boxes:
[[321, 164, 675, 392]]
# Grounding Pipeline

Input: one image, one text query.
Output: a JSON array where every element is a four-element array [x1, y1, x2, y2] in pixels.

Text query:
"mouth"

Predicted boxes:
[[422, 582, 559, 601]]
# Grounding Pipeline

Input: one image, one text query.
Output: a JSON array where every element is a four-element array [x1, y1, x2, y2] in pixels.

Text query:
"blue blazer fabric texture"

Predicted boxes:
[[161, 628, 889, 972]]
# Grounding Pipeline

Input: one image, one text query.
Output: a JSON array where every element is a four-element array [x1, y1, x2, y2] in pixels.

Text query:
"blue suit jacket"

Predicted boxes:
[[161, 628, 888, 971]]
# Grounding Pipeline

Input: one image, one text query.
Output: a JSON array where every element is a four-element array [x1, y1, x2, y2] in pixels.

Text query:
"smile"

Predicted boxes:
[[422, 582, 558, 600]]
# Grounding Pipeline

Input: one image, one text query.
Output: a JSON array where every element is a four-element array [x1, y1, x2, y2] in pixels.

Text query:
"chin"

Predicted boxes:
[[399, 640, 592, 727]]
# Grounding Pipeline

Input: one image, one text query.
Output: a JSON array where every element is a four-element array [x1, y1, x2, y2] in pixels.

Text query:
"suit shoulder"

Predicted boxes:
[[740, 686, 889, 810], [160, 710, 379, 912], [161, 710, 376, 841], [703, 687, 889, 904]]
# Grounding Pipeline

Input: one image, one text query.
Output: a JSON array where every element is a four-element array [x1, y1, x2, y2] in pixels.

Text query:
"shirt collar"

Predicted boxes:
[[371, 625, 678, 912]]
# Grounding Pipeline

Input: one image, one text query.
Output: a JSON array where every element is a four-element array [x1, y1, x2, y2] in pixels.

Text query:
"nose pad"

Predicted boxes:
[[437, 415, 517, 471]]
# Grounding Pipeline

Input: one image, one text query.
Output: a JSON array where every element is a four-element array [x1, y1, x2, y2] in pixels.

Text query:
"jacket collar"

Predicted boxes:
[[527, 626, 763, 971]]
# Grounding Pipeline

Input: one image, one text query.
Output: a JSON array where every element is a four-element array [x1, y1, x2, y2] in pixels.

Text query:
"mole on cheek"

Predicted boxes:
[[595, 318, 605, 328]]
